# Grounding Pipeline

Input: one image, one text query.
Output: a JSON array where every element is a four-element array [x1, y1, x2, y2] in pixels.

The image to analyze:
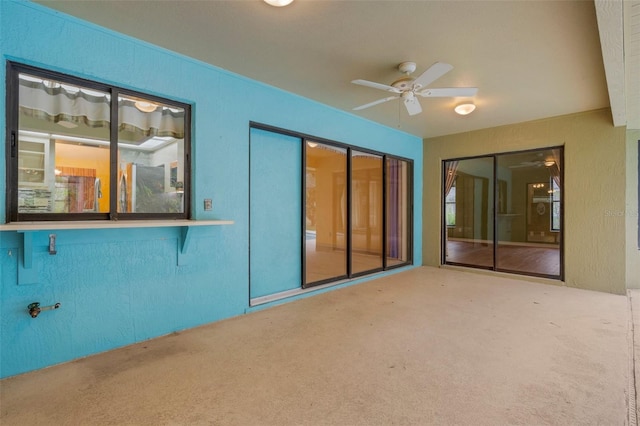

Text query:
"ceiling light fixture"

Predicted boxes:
[[454, 103, 476, 115], [264, 0, 294, 6], [544, 160, 555, 167]]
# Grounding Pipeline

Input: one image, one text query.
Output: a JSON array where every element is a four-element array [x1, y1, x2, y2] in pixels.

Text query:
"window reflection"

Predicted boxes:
[[16, 72, 187, 217], [17, 73, 111, 214], [117, 95, 185, 214]]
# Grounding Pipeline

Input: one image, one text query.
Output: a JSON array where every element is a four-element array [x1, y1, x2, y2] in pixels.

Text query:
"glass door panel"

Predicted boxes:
[[351, 151, 383, 275], [386, 158, 411, 267], [443, 157, 494, 268], [496, 149, 562, 277], [305, 141, 348, 286]]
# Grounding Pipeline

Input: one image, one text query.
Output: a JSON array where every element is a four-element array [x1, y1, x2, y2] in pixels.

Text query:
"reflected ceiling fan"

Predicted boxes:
[[509, 160, 546, 169], [509, 158, 556, 169], [351, 61, 477, 116]]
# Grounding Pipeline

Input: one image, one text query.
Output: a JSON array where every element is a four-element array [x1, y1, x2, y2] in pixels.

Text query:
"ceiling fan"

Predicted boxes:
[[351, 61, 478, 116]]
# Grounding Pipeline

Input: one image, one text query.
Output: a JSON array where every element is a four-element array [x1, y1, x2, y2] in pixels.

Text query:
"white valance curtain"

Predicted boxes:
[[19, 78, 185, 139]]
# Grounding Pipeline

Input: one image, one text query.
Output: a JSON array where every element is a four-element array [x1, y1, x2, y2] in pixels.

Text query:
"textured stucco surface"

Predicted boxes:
[[627, 130, 640, 289], [0, 1, 423, 378], [424, 109, 627, 294], [0, 267, 629, 425]]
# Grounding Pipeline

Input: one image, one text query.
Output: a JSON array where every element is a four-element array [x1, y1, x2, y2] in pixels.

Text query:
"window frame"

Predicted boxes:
[[5, 62, 191, 222]]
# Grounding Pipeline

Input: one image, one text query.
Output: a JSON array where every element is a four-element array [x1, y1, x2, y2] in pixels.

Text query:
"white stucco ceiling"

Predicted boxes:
[[33, 0, 633, 139]]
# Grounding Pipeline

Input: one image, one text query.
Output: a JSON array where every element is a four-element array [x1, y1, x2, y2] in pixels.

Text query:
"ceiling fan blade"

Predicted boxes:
[[412, 62, 454, 89], [353, 96, 398, 111], [352, 79, 402, 93], [418, 87, 478, 98], [403, 96, 422, 116]]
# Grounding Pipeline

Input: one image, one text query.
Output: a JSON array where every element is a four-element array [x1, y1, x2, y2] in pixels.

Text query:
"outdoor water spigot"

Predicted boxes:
[[28, 302, 61, 318]]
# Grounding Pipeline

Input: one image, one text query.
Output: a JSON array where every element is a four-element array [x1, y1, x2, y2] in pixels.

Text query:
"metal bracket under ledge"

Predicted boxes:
[[18, 231, 38, 285], [4, 220, 235, 283]]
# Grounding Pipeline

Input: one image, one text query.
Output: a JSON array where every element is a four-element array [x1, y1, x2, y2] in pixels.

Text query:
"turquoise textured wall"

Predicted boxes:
[[249, 129, 303, 299], [0, 0, 422, 378]]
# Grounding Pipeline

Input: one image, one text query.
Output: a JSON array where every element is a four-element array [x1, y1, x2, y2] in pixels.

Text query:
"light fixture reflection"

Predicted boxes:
[[134, 101, 158, 113], [264, 0, 294, 6], [307, 142, 318, 148], [454, 103, 476, 115]]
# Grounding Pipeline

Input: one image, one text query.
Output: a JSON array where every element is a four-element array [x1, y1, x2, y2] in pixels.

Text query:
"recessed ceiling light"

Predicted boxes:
[[454, 103, 476, 115], [264, 0, 294, 6]]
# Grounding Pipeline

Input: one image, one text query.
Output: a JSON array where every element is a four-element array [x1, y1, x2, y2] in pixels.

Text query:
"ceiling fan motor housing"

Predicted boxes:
[[398, 61, 417, 74], [391, 76, 415, 91]]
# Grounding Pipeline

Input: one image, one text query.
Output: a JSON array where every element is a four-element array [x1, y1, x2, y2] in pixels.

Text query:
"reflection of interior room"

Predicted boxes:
[[444, 148, 562, 278], [305, 143, 409, 286], [17, 74, 185, 216]]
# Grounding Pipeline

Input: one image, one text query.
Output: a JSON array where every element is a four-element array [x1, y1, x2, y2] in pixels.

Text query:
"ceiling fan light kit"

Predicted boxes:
[[264, 0, 294, 6], [454, 103, 476, 115], [352, 61, 478, 117]]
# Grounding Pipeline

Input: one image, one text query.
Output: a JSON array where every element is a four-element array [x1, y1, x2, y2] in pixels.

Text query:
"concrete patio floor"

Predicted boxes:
[[0, 267, 635, 425]]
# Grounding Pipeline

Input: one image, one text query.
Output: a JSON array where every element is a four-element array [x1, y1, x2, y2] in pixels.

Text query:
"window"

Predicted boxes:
[[6, 63, 190, 222]]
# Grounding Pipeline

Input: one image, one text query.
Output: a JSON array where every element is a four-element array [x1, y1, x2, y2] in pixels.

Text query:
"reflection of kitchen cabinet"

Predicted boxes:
[[18, 134, 52, 187]]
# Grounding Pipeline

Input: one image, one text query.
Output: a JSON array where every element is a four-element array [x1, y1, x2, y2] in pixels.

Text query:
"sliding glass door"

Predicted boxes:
[[305, 140, 413, 288], [443, 147, 563, 279]]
